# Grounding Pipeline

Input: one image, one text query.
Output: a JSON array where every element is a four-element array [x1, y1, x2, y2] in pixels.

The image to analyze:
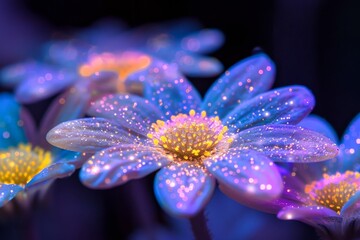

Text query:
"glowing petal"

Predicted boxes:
[[339, 113, 360, 170], [0, 184, 23, 207], [154, 163, 215, 217], [297, 115, 338, 143], [0, 60, 40, 87], [80, 144, 169, 188], [46, 118, 140, 152], [233, 124, 339, 163], [26, 162, 75, 188], [181, 29, 225, 53], [87, 94, 163, 135], [341, 191, 360, 218], [224, 86, 315, 132], [0, 93, 27, 148], [205, 149, 282, 202], [202, 53, 275, 118], [126, 61, 202, 116], [15, 67, 76, 103], [277, 206, 339, 227]]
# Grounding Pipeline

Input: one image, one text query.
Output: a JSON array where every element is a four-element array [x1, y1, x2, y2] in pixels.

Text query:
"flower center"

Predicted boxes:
[[304, 171, 360, 214], [78, 51, 151, 92], [147, 110, 233, 162], [0, 144, 52, 186]]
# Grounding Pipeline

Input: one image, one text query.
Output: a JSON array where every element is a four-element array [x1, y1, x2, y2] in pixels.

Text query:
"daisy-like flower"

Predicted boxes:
[[0, 93, 81, 209], [0, 19, 223, 104], [238, 114, 360, 240], [46, 53, 338, 217]]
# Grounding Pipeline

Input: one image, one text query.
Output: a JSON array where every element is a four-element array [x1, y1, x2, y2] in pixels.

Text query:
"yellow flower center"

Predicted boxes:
[[0, 144, 52, 186], [147, 110, 233, 163], [78, 52, 151, 92], [305, 171, 360, 214]]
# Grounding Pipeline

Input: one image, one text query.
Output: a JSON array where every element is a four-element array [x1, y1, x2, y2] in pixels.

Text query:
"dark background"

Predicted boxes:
[[1, 0, 360, 239]]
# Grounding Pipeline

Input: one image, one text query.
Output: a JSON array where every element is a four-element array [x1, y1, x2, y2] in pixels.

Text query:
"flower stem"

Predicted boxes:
[[189, 210, 212, 240]]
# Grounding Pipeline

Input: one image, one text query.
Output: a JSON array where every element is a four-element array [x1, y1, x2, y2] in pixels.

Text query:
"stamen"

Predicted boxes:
[[148, 110, 233, 163], [0, 144, 52, 186]]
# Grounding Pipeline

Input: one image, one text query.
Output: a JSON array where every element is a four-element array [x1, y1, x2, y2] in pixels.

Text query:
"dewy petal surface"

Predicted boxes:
[[15, 67, 76, 104], [26, 162, 76, 188], [340, 113, 360, 170], [0, 184, 23, 207], [297, 115, 338, 143], [126, 61, 202, 116], [87, 94, 163, 135], [202, 53, 275, 118], [233, 124, 338, 163], [205, 149, 282, 201], [224, 86, 315, 132], [0, 93, 28, 149], [80, 144, 169, 188], [154, 163, 215, 217], [46, 118, 140, 152]]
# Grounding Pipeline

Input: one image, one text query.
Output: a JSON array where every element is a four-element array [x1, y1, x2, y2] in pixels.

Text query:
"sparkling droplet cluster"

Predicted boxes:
[[305, 171, 360, 214], [147, 110, 233, 163], [0, 144, 52, 186]]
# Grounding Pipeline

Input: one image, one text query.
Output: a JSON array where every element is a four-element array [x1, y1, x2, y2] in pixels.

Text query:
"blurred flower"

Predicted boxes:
[[0, 19, 224, 104], [46, 53, 337, 217], [243, 114, 360, 240], [0, 93, 82, 210]]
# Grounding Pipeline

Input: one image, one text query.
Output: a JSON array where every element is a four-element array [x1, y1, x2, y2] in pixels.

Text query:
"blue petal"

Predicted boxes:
[[181, 29, 225, 54], [202, 53, 276, 118], [174, 53, 223, 77], [341, 190, 360, 218], [205, 149, 282, 202], [126, 60, 202, 117], [26, 162, 75, 188], [0, 93, 27, 149], [0, 60, 40, 87], [46, 118, 140, 152], [80, 144, 169, 188], [87, 93, 163, 133], [15, 66, 77, 103], [154, 163, 215, 217], [339, 113, 360, 171], [233, 124, 339, 163], [297, 115, 338, 143], [224, 86, 315, 132], [0, 184, 23, 207]]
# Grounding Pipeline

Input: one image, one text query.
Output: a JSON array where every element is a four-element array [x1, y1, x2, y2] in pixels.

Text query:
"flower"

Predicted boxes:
[[46, 53, 338, 217], [0, 93, 81, 209], [0, 19, 224, 104], [240, 114, 360, 240]]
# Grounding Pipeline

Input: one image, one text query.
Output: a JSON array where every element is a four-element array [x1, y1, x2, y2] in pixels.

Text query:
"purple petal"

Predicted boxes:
[[26, 162, 75, 188], [126, 60, 202, 116], [0, 60, 39, 87], [339, 113, 360, 170], [205, 149, 282, 202], [278, 206, 339, 227], [0, 184, 23, 207], [46, 118, 141, 152], [80, 144, 169, 188], [87, 93, 163, 135], [15, 66, 76, 104], [297, 115, 338, 143], [181, 29, 224, 53], [154, 163, 215, 217], [202, 54, 275, 118], [224, 86, 315, 132], [233, 124, 339, 163]]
